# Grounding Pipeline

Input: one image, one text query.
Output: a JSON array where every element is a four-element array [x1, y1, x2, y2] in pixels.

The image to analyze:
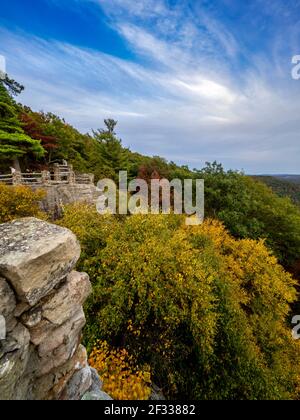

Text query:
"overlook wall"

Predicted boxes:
[[0, 163, 100, 219], [0, 218, 110, 400], [36, 184, 100, 217]]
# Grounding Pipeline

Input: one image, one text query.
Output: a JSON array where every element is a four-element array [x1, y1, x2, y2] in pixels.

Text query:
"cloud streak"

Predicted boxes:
[[1, 0, 300, 173]]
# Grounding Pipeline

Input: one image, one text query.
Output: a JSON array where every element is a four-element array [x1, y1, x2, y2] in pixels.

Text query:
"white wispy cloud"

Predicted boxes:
[[1, 0, 300, 173], [98, 0, 170, 19]]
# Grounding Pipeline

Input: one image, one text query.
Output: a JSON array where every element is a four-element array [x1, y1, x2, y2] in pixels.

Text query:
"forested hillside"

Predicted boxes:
[[0, 78, 193, 184], [275, 175, 300, 184], [1, 78, 300, 271], [1, 79, 300, 400], [254, 176, 300, 206]]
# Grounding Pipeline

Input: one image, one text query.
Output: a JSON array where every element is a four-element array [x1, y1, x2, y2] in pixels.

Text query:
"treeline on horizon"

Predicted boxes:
[[2, 78, 300, 400], [1, 77, 300, 271]]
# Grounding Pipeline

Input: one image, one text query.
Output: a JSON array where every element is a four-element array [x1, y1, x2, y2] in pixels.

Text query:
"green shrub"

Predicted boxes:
[[60, 205, 300, 400], [199, 163, 300, 268]]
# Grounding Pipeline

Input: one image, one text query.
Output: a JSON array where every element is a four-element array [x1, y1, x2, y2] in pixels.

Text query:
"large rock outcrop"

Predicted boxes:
[[0, 218, 108, 400]]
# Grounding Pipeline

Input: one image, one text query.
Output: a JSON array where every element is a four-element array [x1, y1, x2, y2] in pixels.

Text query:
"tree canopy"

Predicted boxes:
[[0, 82, 45, 169], [59, 206, 300, 400], [197, 162, 300, 268], [1, 78, 300, 400]]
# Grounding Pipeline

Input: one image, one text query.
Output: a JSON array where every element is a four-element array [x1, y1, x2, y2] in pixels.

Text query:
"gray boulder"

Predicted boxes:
[[0, 218, 80, 306]]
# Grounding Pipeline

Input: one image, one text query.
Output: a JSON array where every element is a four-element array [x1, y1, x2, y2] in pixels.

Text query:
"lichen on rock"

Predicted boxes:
[[0, 217, 105, 401]]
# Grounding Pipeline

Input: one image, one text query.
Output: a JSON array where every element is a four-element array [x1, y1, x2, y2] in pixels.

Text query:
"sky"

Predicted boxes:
[[0, 0, 300, 174]]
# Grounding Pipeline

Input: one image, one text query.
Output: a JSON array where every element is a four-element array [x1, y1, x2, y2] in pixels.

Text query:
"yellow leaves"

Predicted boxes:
[[89, 341, 152, 401], [188, 218, 229, 249], [142, 370, 151, 384], [127, 320, 142, 337], [0, 184, 46, 223], [59, 207, 300, 399], [187, 217, 297, 313]]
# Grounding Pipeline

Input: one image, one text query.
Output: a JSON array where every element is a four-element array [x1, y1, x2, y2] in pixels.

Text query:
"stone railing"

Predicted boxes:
[[0, 164, 94, 187], [0, 218, 111, 401]]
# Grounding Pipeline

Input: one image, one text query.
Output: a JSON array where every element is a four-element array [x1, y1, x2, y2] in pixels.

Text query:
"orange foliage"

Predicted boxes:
[[89, 341, 152, 400]]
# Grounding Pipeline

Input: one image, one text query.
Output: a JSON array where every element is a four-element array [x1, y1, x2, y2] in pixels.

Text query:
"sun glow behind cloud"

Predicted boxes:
[[0, 0, 300, 173]]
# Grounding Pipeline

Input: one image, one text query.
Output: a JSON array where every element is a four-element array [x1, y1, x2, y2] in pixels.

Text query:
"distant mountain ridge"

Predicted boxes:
[[253, 175, 300, 205], [259, 175, 300, 184]]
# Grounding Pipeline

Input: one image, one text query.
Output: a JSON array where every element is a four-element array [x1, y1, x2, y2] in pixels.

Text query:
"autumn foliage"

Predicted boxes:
[[20, 112, 58, 154], [0, 184, 46, 223], [89, 340, 151, 400], [59, 205, 300, 400]]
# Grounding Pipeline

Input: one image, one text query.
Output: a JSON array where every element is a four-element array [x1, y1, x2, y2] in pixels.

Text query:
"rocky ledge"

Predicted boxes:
[[0, 218, 111, 400]]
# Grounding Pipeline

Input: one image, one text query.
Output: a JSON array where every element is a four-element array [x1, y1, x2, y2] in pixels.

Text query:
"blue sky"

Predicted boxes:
[[1, 0, 300, 173]]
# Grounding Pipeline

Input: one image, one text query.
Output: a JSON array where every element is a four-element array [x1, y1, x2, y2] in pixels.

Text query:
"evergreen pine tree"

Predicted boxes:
[[0, 81, 45, 170], [93, 120, 128, 180]]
